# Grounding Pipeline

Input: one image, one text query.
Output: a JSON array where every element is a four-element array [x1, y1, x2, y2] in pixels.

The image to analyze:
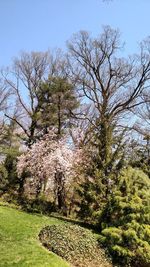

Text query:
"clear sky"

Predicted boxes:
[[0, 0, 150, 66]]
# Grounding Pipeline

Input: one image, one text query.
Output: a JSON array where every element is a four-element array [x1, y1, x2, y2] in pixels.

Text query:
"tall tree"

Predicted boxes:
[[67, 26, 150, 194]]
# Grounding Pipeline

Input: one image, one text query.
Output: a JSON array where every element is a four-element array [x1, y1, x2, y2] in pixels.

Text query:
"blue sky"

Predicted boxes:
[[0, 0, 150, 66]]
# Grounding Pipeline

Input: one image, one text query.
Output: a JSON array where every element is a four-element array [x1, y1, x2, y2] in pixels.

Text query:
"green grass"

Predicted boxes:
[[0, 204, 70, 267]]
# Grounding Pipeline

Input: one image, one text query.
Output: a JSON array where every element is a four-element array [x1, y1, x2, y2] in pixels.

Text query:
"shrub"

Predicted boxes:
[[39, 224, 112, 267], [99, 167, 150, 267]]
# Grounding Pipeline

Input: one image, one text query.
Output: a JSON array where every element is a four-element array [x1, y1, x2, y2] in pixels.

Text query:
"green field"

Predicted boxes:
[[0, 204, 70, 267]]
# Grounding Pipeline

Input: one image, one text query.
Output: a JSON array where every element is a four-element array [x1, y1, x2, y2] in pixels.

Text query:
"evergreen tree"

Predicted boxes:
[[36, 76, 79, 137], [4, 150, 19, 191], [0, 164, 8, 196], [99, 167, 150, 267]]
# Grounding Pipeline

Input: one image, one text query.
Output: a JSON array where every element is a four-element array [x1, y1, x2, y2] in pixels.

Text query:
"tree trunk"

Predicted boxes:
[[54, 171, 66, 212]]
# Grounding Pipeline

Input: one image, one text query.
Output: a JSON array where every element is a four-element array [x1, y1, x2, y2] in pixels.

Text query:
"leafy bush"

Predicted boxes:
[[99, 167, 150, 267], [39, 224, 112, 267]]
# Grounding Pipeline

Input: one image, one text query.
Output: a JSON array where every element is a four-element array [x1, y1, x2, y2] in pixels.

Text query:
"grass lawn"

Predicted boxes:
[[0, 204, 70, 267]]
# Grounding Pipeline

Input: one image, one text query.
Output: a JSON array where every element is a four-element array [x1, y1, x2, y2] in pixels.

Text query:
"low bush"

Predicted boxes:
[[39, 224, 112, 267]]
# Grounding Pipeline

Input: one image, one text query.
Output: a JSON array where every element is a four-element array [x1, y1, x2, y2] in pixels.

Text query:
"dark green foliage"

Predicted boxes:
[[21, 197, 56, 214], [37, 76, 79, 136], [0, 121, 20, 194], [39, 224, 112, 267], [0, 164, 8, 195], [99, 167, 150, 267], [77, 175, 106, 223], [77, 163, 119, 223], [76, 127, 126, 223], [77, 181, 96, 221], [4, 151, 19, 190]]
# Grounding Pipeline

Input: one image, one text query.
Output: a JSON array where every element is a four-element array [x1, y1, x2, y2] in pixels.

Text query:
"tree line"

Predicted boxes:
[[0, 26, 150, 267]]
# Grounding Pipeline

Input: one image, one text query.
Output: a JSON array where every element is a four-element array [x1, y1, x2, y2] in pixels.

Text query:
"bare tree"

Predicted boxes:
[[67, 26, 150, 189], [3, 51, 54, 146]]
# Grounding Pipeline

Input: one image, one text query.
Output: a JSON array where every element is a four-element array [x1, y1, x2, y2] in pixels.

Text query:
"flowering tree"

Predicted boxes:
[[17, 131, 82, 211]]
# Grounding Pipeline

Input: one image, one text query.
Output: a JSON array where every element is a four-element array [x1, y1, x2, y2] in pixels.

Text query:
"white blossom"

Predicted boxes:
[[17, 131, 82, 192]]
